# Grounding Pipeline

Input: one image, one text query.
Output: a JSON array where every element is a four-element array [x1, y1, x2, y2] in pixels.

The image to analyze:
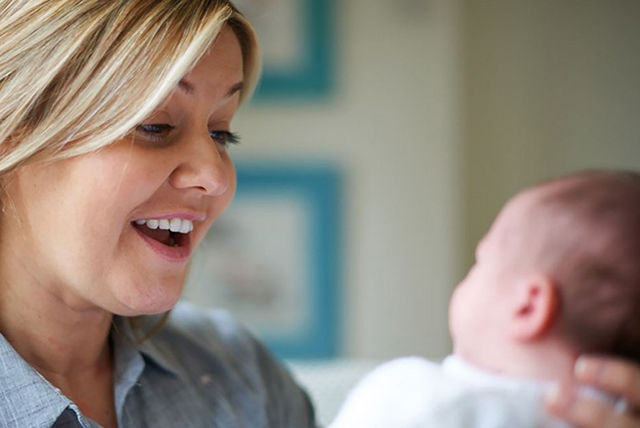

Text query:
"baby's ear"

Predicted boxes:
[[508, 275, 557, 341]]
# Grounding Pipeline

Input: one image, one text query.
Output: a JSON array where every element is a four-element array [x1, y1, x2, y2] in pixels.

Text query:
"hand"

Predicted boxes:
[[545, 355, 640, 427]]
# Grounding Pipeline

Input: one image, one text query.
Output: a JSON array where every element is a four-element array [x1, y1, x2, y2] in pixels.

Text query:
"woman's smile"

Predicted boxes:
[[131, 215, 200, 263]]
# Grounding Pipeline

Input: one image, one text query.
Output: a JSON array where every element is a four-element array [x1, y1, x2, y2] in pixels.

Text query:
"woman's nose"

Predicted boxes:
[[168, 132, 232, 196]]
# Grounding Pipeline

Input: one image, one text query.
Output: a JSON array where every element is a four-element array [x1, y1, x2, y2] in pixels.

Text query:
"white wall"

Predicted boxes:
[[232, 0, 462, 358], [462, 0, 640, 263], [226, 0, 640, 360]]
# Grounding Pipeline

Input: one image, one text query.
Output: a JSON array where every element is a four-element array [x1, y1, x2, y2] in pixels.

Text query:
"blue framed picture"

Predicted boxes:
[[234, 0, 334, 99], [183, 163, 342, 359]]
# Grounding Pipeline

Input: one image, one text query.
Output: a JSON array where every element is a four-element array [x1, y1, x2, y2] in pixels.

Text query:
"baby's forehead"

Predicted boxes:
[[500, 181, 571, 223], [486, 187, 554, 251], [495, 189, 543, 229], [495, 179, 610, 248], [486, 176, 602, 250]]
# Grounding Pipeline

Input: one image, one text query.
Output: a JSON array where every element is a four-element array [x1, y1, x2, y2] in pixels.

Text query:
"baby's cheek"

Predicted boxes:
[[448, 287, 466, 338]]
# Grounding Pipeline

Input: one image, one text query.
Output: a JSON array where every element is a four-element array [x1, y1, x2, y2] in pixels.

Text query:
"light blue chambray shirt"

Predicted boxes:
[[0, 303, 316, 427]]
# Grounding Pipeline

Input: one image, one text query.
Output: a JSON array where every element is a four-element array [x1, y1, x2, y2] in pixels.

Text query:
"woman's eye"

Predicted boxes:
[[135, 124, 239, 147], [135, 123, 174, 142], [209, 130, 241, 147]]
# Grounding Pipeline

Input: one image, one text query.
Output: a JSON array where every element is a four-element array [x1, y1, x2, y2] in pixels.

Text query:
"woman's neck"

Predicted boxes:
[[0, 281, 113, 375], [0, 276, 117, 426]]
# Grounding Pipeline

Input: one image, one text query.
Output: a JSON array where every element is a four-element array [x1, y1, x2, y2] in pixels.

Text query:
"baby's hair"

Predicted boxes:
[[523, 171, 640, 362]]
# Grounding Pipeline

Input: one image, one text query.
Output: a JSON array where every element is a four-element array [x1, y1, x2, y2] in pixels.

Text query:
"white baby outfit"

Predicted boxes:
[[331, 355, 569, 428]]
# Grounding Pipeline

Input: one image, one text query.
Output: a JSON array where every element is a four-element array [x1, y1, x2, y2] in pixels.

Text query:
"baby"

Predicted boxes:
[[332, 170, 640, 427]]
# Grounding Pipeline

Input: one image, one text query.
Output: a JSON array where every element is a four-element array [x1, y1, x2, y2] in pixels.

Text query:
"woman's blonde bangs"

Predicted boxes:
[[0, 0, 261, 174], [228, 9, 262, 104]]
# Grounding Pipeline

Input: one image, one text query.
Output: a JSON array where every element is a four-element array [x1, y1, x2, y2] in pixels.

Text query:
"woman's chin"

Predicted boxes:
[[113, 280, 185, 316]]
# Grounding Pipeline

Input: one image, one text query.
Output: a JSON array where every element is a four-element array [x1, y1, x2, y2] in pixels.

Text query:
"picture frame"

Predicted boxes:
[[183, 162, 342, 359], [234, 0, 335, 99]]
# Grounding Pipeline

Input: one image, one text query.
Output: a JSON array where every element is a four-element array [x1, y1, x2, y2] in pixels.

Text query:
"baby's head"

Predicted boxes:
[[450, 170, 640, 377]]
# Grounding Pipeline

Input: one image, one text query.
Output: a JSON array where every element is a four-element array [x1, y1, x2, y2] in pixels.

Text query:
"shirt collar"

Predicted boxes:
[[0, 315, 188, 426], [0, 333, 72, 426], [112, 314, 188, 381]]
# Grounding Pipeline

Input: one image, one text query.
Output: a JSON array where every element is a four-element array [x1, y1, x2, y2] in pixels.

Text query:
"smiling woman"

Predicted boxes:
[[3, 28, 243, 315], [0, 1, 314, 427]]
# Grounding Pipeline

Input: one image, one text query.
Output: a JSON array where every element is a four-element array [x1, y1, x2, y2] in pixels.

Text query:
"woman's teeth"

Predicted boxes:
[[134, 218, 194, 234]]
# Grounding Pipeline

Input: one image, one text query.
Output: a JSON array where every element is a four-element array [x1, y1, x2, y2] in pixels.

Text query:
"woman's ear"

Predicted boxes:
[[508, 275, 557, 341]]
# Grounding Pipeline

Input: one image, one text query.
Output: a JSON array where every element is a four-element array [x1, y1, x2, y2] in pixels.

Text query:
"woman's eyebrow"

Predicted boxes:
[[178, 79, 195, 94], [177, 79, 243, 98], [226, 81, 243, 97]]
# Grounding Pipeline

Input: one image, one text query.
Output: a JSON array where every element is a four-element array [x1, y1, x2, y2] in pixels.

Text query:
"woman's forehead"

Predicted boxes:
[[184, 26, 243, 88]]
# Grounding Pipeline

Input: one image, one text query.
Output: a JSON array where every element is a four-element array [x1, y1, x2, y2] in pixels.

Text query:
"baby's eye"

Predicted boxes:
[[135, 123, 174, 142], [209, 130, 240, 148]]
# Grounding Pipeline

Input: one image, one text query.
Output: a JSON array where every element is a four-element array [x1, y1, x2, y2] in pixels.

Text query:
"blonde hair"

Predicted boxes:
[[0, 0, 260, 174]]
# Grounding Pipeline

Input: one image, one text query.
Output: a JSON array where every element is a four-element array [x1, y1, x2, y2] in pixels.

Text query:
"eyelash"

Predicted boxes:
[[210, 130, 241, 146], [135, 124, 241, 147]]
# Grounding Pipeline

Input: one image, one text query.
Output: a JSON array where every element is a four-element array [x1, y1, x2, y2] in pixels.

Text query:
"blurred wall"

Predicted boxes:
[[230, 0, 640, 360], [233, 0, 461, 359], [462, 0, 640, 267]]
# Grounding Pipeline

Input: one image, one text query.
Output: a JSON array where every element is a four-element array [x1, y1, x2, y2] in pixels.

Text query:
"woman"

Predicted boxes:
[[0, 1, 313, 426], [0, 1, 637, 427]]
